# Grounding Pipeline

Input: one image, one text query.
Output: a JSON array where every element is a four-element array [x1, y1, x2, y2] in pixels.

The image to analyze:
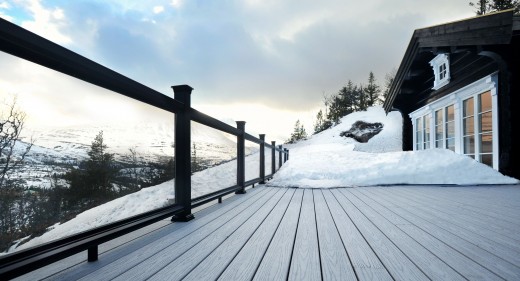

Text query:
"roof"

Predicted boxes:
[[383, 9, 518, 113]]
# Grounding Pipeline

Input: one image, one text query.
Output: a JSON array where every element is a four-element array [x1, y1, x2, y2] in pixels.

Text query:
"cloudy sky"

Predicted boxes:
[[0, 0, 475, 141]]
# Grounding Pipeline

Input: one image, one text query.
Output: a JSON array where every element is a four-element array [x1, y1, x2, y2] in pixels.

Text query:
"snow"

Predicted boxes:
[[269, 106, 519, 187], [5, 106, 518, 254]]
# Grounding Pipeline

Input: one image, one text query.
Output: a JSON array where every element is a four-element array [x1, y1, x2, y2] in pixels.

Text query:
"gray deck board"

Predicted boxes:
[[314, 189, 357, 281], [112, 188, 280, 281], [213, 188, 296, 281], [287, 189, 322, 281], [78, 186, 270, 281], [359, 187, 520, 280], [151, 188, 290, 281], [252, 189, 303, 281], [343, 189, 467, 281], [321, 189, 393, 281], [17, 184, 520, 281], [331, 189, 429, 281]]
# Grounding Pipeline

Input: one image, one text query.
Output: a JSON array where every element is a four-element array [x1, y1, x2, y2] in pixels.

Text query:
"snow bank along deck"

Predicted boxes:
[[18, 184, 520, 281]]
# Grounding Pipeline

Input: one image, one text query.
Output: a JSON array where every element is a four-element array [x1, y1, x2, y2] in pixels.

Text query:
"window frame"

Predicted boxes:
[[429, 53, 451, 90], [410, 73, 499, 169]]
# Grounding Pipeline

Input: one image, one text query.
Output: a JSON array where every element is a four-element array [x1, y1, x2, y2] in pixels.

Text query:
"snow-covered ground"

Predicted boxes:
[[6, 106, 518, 254], [269, 106, 519, 187]]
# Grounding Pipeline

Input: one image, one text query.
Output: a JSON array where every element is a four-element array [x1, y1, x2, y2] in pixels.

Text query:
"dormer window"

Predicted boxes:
[[430, 54, 450, 90]]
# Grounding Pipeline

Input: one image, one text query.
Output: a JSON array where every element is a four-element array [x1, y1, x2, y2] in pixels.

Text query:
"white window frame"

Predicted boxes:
[[429, 53, 451, 90], [410, 72, 499, 170]]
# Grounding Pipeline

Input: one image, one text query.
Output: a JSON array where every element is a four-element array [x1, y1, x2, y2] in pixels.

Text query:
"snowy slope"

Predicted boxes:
[[269, 106, 519, 187]]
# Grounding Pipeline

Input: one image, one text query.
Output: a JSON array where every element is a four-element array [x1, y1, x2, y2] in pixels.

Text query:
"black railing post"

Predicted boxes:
[[171, 85, 194, 222], [287, 149, 290, 161], [284, 148, 288, 163], [278, 145, 283, 169], [259, 134, 266, 184], [236, 121, 246, 194], [271, 141, 276, 174]]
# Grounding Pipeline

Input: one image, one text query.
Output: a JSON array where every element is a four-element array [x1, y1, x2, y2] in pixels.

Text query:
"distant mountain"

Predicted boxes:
[[11, 121, 257, 189]]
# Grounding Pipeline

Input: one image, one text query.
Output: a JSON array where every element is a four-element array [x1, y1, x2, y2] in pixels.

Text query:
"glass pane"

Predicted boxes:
[[446, 138, 455, 151], [435, 125, 443, 141], [416, 143, 422, 150], [463, 117, 474, 135], [479, 112, 492, 133], [416, 117, 422, 129], [424, 141, 430, 149], [479, 91, 492, 113], [435, 110, 443, 125], [446, 105, 454, 121], [463, 97, 474, 117], [446, 121, 455, 138], [416, 130, 423, 145], [424, 115, 430, 131], [480, 133, 493, 153], [436, 140, 443, 148], [464, 136, 475, 154], [480, 154, 493, 167]]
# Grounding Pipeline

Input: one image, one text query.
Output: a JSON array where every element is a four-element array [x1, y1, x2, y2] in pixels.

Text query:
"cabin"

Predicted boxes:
[[383, 9, 520, 179]]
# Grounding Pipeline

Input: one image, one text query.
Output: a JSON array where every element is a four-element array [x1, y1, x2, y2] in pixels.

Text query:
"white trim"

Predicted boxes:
[[409, 72, 499, 170], [430, 54, 451, 90]]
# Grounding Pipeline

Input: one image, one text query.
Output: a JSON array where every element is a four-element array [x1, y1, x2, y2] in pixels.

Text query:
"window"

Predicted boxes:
[[433, 105, 455, 151], [445, 105, 455, 151], [429, 54, 450, 90], [409, 73, 498, 169], [478, 91, 493, 166], [463, 97, 475, 158], [415, 115, 430, 150]]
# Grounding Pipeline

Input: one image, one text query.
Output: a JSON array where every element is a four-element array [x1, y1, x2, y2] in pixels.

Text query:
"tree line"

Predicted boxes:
[[469, 0, 519, 15], [287, 70, 395, 144]]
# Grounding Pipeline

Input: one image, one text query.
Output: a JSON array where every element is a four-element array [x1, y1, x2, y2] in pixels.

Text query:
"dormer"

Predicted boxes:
[[429, 53, 450, 90]]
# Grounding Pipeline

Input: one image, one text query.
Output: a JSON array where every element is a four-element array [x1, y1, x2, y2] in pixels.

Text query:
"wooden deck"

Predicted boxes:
[[16, 185, 520, 281]]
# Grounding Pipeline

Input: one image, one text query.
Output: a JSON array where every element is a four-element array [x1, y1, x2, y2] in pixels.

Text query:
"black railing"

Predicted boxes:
[[0, 17, 288, 280]]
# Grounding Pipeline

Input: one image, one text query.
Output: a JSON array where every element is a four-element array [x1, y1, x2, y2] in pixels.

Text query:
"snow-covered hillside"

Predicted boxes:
[[6, 106, 518, 254], [269, 106, 519, 187], [12, 121, 257, 189]]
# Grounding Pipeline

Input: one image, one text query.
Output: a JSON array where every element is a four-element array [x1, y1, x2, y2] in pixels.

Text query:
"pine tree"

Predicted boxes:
[[379, 69, 396, 104], [287, 120, 307, 143], [364, 71, 381, 107], [470, 0, 491, 15], [85, 131, 115, 200], [314, 109, 324, 134], [469, 0, 519, 14]]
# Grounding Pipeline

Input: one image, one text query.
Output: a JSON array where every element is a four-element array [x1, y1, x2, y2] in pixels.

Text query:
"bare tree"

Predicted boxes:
[[0, 98, 33, 188]]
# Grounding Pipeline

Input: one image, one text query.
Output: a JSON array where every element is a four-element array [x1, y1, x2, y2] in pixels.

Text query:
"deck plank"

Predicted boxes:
[[252, 189, 303, 281], [217, 189, 299, 281], [40, 188, 261, 281], [112, 188, 281, 281], [314, 189, 357, 281], [175, 188, 295, 281], [331, 189, 429, 281], [79, 187, 273, 281], [397, 187, 520, 240], [360, 187, 520, 281], [390, 187, 520, 261], [287, 189, 322, 281], [321, 189, 392, 281], [343, 188, 467, 281]]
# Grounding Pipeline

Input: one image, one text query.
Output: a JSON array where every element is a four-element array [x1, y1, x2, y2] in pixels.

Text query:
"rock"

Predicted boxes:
[[340, 121, 383, 143]]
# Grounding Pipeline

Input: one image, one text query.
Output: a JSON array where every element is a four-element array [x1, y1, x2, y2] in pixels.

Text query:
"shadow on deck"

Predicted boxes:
[[16, 185, 520, 281]]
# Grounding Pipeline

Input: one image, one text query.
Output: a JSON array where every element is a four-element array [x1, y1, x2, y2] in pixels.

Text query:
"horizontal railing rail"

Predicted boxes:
[[0, 16, 289, 280]]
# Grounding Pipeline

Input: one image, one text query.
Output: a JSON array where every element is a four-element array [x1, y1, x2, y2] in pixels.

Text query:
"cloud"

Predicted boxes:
[[0, 1, 9, 9], [170, 0, 182, 8], [18, 0, 72, 45], [0, 0, 476, 138], [153, 5, 164, 14]]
